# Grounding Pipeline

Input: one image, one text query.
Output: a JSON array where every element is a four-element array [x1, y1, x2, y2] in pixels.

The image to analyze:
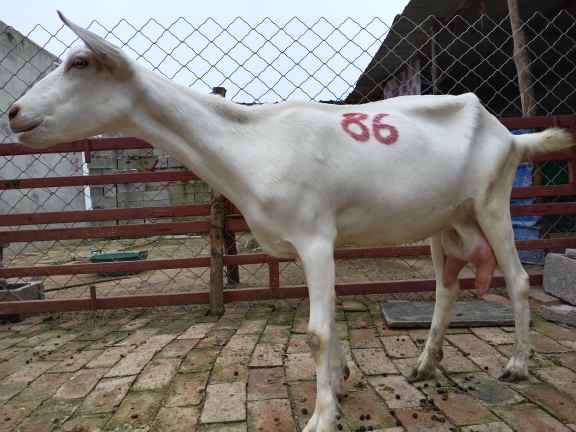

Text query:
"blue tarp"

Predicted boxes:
[[511, 129, 544, 265]]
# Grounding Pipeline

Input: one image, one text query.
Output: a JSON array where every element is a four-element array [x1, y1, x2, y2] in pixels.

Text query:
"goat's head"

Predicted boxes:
[[9, 12, 137, 148]]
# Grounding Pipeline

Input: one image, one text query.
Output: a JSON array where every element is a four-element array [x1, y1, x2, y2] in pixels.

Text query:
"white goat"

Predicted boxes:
[[9, 13, 575, 432]]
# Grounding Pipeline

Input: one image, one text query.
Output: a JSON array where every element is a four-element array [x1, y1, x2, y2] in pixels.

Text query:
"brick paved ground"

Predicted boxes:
[[1, 291, 575, 432]]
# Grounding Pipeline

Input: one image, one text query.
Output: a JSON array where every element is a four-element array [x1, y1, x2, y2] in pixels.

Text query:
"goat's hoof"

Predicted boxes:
[[499, 368, 529, 383], [302, 412, 336, 432], [407, 366, 436, 383], [302, 414, 318, 432], [499, 357, 529, 382]]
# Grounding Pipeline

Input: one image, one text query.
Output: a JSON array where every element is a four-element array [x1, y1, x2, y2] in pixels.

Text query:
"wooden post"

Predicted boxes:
[[207, 86, 232, 314], [210, 86, 240, 287], [209, 193, 225, 315], [507, 0, 537, 116], [0, 244, 7, 290], [430, 20, 439, 95], [507, 0, 542, 188]]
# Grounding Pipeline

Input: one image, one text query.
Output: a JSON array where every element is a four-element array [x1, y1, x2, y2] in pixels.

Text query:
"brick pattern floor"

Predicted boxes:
[[0, 293, 575, 432]]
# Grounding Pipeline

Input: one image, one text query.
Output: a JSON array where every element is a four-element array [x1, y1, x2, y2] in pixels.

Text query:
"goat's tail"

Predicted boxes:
[[514, 128, 575, 161]]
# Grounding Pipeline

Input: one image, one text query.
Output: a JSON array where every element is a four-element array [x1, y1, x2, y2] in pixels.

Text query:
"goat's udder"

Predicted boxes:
[[470, 239, 497, 295], [443, 238, 497, 295]]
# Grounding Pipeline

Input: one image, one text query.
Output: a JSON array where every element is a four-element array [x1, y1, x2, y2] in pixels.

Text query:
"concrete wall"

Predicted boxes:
[[0, 21, 86, 216], [88, 148, 211, 217]]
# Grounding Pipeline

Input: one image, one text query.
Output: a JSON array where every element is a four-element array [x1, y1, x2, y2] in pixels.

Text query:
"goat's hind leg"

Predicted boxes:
[[330, 331, 349, 399], [409, 234, 460, 382], [476, 203, 531, 382]]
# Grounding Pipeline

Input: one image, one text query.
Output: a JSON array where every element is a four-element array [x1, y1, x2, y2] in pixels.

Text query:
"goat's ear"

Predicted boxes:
[[58, 11, 133, 79]]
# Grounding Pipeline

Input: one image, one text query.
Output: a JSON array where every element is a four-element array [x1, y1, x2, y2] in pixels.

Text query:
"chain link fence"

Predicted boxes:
[[1, 12, 575, 300]]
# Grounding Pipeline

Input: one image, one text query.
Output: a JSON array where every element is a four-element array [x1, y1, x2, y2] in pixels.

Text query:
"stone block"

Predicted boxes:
[[544, 253, 576, 305], [529, 287, 561, 304], [541, 304, 576, 327]]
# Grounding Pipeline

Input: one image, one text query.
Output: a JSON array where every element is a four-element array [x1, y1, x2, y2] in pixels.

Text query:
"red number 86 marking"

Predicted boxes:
[[341, 112, 399, 145]]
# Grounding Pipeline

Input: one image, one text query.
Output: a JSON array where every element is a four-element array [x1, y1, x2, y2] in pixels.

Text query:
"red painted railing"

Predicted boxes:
[[1, 115, 575, 315]]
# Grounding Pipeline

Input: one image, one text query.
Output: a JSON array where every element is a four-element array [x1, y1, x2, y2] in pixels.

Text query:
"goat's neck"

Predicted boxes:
[[126, 69, 255, 204]]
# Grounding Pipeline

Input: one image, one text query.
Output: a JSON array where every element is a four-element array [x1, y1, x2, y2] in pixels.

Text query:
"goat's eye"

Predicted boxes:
[[72, 57, 89, 69]]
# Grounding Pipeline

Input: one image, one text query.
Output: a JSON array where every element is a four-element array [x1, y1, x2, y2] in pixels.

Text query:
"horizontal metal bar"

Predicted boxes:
[[531, 149, 576, 162], [225, 218, 250, 233], [3, 238, 571, 278], [0, 204, 210, 226], [0, 201, 573, 229], [510, 202, 576, 216], [0, 137, 151, 156], [2, 176, 574, 203], [511, 184, 576, 198], [0, 274, 543, 315], [0, 220, 210, 243], [514, 237, 576, 249], [222, 238, 576, 264], [0, 171, 200, 190], [500, 115, 576, 130], [0, 256, 211, 278], [220, 247, 433, 266]]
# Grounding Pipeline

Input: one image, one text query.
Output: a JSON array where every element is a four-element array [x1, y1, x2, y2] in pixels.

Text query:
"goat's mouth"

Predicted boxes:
[[11, 119, 43, 134]]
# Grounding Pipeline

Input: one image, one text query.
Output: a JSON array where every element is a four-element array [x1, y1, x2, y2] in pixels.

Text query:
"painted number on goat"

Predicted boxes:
[[341, 112, 399, 145]]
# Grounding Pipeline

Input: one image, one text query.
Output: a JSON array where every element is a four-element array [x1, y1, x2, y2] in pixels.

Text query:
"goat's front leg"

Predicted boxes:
[[410, 234, 460, 382], [298, 238, 338, 432], [330, 333, 349, 399]]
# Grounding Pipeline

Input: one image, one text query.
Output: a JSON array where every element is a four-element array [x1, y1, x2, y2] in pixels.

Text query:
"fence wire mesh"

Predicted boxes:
[[0, 12, 575, 300]]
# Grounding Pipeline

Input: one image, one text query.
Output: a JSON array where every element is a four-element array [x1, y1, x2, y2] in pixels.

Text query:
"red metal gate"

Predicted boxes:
[[1, 115, 575, 315]]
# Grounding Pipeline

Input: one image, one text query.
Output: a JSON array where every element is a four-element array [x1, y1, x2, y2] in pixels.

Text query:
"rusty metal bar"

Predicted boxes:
[[530, 149, 576, 162], [0, 171, 199, 190], [0, 221, 210, 243], [0, 137, 151, 156], [511, 184, 576, 198], [0, 201, 572, 231], [1, 157, 574, 192], [0, 200, 572, 230], [510, 202, 576, 216], [0, 257, 211, 278], [0, 273, 543, 315], [2, 236, 570, 280], [0, 204, 210, 226]]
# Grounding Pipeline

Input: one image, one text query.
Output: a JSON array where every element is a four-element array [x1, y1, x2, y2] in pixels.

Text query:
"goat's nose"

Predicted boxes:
[[8, 105, 21, 121]]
